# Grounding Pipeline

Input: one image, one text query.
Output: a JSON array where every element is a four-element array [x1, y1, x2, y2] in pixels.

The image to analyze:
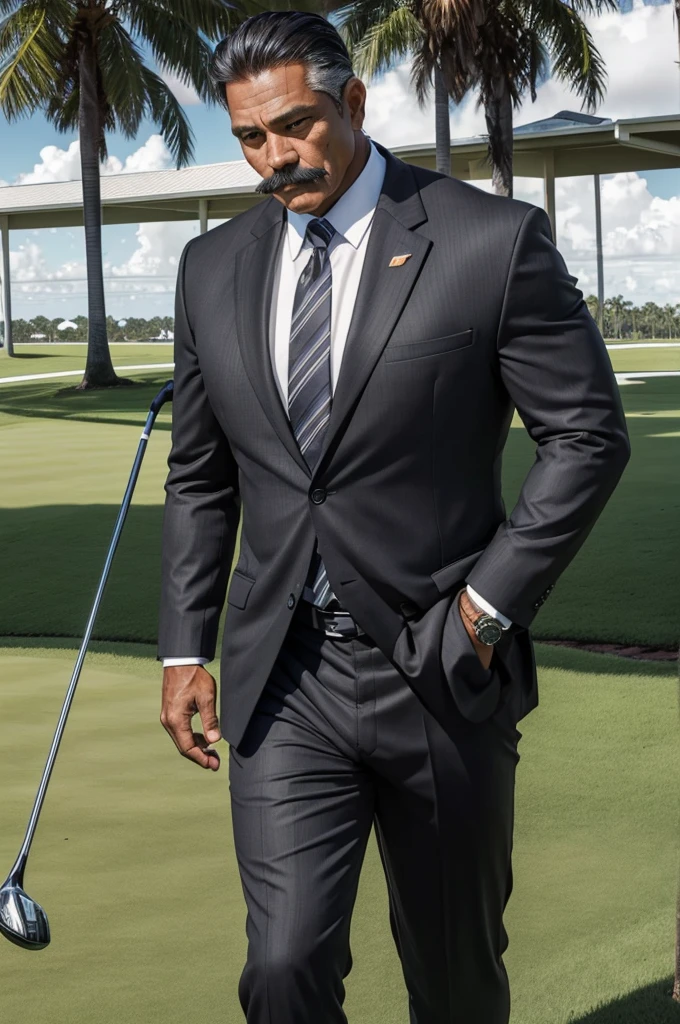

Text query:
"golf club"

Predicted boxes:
[[0, 379, 174, 951]]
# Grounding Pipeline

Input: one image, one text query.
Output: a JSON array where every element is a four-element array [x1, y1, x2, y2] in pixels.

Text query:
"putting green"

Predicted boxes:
[[0, 643, 677, 1023]]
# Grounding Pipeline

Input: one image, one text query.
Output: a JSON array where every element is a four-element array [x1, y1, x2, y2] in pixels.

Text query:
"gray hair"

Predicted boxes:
[[211, 11, 355, 113]]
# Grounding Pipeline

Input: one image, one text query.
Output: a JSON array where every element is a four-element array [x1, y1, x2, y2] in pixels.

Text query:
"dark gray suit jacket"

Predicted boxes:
[[156, 138, 631, 749]]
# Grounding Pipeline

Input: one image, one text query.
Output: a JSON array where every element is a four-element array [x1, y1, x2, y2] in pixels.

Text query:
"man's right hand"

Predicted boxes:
[[160, 664, 222, 771]]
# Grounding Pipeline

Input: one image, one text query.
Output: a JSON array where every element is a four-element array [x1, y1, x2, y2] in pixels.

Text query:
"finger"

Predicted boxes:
[[162, 705, 200, 760], [195, 683, 221, 744], [180, 731, 221, 771]]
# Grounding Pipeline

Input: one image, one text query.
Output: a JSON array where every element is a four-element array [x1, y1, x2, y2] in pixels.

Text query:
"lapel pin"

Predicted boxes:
[[388, 253, 413, 267]]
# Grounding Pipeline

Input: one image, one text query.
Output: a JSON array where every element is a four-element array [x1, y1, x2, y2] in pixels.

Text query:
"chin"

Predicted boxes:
[[283, 187, 328, 214]]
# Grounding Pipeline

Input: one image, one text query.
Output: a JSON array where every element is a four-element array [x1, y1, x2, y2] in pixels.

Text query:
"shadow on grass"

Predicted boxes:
[[0, 375, 173, 430], [0, 634, 160, 661], [6, 352, 55, 360], [567, 977, 680, 1024], [0, 505, 166, 645]]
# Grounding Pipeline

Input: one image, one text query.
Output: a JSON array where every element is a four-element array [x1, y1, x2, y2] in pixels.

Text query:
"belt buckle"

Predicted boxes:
[[324, 615, 356, 638]]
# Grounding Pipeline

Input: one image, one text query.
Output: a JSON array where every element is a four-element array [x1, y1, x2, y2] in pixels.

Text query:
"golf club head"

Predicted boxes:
[[0, 881, 50, 950]]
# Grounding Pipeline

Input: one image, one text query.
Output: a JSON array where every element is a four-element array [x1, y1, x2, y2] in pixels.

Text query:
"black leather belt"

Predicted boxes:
[[294, 599, 366, 638]]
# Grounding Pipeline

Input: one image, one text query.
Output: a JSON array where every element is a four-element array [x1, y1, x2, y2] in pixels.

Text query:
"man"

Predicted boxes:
[[157, 11, 631, 1024]]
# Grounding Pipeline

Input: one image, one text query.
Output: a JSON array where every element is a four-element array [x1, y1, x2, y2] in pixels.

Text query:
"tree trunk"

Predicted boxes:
[[76, 28, 122, 389], [485, 75, 513, 197], [434, 62, 451, 177]]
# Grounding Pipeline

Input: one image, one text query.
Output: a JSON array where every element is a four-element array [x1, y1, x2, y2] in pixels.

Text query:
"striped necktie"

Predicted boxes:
[[288, 216, 340, 610]]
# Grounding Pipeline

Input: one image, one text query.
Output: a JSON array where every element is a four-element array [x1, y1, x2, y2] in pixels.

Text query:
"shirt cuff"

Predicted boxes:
[[162, 657, 210, 667], [466, 585, 513, 629]]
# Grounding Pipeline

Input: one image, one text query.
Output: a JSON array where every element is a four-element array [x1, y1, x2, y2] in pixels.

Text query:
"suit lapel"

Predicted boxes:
[[234, 199, 311, 476], [315, 142, 431, 471], [234, 141, 431, 478]]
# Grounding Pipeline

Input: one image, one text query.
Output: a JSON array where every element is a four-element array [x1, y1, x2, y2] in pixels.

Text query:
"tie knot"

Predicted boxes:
[[306, 217, 335, 250]]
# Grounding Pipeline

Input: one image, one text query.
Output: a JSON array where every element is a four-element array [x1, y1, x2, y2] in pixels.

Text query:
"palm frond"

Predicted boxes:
[[414, 0, 484, 46], [527, 0, 609, 110], [335, 0, 405, 48], [520, 26, 549, 104], [140, 65, 195, 167], [97, 19, 147, 138], [45, 83, 78, 134], [123, 2, 218, 104], [0, 7, 65, 120], [557, 0, 618, 14], [350, 6, 423, 80], [119, 0, 234, 39]]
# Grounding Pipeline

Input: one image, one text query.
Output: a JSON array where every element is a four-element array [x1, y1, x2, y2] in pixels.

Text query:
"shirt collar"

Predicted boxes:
[[285, 138, 386, 261]]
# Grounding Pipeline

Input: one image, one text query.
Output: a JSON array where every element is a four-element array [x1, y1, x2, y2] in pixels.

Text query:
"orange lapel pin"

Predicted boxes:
[[388, 253, 413, 267]]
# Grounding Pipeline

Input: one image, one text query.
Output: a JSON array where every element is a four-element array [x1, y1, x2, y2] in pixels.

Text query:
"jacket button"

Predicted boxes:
[[287, 594, 296, 609], [310, 488, 327, 504]]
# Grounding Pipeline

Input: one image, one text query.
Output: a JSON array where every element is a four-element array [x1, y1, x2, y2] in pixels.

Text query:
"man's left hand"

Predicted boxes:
[[458, 591, 494, 671]]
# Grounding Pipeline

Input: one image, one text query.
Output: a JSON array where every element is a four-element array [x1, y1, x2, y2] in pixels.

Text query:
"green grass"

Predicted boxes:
[[0, 343, 173, 378], [0, 368, 677, 649], [0, 642, 677, 1024], [609, 348, 680, 373]]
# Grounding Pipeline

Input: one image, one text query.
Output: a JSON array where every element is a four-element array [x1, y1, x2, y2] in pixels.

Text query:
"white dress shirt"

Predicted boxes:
[[163, 138, 510, 668]]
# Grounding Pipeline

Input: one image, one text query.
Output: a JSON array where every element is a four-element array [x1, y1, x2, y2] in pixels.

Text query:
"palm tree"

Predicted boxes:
[[335, 0, 615, 195], [0, 0, 234, 387]]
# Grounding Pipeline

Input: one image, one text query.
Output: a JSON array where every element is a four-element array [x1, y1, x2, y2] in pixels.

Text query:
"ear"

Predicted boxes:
[[343, 76, 366, 130]]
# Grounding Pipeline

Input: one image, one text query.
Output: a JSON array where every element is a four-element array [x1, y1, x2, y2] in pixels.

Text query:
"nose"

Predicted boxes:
[[266, 133, 298, 171]]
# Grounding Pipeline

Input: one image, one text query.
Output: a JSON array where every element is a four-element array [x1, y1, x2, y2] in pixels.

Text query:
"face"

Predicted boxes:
[[226, 62, 367, 215]]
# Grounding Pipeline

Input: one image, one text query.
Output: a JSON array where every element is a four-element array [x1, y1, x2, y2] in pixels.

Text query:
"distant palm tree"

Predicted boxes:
[[336, 0, 616, 195], [0, 0, 236, 387]]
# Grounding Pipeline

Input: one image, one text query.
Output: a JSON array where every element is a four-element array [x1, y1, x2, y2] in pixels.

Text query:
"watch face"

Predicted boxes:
[[477, 617, 503, 645]]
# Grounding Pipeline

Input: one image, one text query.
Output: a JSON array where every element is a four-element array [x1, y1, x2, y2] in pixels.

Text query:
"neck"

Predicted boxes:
[[310, 132, 371, 218]]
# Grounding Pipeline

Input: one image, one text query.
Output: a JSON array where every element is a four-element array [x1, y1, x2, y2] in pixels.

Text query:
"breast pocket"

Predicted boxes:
[[384, 328, 474, 363]]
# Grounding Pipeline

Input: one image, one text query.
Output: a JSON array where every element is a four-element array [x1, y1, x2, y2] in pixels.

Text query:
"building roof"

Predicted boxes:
[[0, 111, 678, 230]]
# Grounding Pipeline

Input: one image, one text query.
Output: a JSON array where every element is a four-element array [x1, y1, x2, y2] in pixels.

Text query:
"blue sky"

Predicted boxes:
[[1, 0, 679, 321]]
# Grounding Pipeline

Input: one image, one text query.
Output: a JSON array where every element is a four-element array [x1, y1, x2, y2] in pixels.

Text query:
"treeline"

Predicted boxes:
[[9, 296, 680, 343], [11, 315, 175, 343], [585, 295, 680, 340]]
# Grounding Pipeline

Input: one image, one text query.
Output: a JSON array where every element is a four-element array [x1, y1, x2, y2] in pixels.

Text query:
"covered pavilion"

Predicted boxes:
[[1, 109, 679, 355]]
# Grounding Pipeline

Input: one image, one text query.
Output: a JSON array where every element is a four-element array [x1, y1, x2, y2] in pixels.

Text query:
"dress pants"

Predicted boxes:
[[228, 605, 522, 1024]]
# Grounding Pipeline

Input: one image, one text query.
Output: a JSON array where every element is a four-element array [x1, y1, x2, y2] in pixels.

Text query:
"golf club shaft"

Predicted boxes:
[[9, 380, 174, 879]]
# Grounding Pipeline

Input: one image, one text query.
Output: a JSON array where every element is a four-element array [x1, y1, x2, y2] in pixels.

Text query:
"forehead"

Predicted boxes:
[[226, 63, 317, 124]]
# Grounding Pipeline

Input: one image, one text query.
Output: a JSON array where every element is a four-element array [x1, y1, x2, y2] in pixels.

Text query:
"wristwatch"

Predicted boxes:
[[459, 591, 506, 646]]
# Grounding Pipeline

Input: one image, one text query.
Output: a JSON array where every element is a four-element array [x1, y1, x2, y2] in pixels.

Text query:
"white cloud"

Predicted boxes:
[[160, 66, 202, 107], [10, 242, 49, 284], [102, 134, 173, 175], [11, 134, 172, 186], [111, 220, 199, 287], [15, 141, 82, 185]]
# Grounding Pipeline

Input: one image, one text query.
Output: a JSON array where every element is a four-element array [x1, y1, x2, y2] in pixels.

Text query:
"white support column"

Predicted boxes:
[[593, 173, 605, 335], [0, 215, 12, 357], [543, 150, 556, 244], [199, 198, 209, 234]]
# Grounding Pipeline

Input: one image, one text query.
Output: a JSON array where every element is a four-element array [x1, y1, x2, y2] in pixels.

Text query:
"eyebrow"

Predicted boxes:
[[231, 104, 317, 138]]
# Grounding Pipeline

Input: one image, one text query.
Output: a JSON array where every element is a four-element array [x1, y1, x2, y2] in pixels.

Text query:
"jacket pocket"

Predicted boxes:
[[385, 328, 474, 362], [227, 569, 256, 609], [431, 545, 487, 594]]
